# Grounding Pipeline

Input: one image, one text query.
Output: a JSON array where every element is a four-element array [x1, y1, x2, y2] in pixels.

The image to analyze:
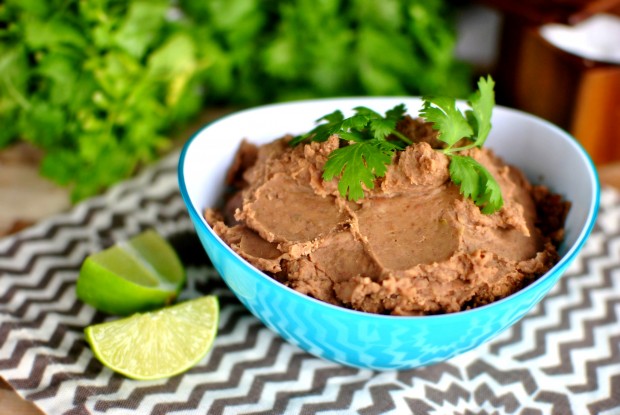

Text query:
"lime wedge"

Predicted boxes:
[[85, 296, 219, 380], [76, 230, 185, 315]]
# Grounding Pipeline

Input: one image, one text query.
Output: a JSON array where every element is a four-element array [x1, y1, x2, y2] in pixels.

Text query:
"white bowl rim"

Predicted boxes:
[[178, 96, 601, 321]]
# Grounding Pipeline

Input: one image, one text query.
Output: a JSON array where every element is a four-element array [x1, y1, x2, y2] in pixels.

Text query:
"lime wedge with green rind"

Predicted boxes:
[[85, 295, 219, 380], [76, 230, 185, 316]]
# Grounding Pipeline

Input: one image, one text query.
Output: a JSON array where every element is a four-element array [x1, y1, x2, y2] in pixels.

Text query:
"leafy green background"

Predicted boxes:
[[0, 0, 472, 201]]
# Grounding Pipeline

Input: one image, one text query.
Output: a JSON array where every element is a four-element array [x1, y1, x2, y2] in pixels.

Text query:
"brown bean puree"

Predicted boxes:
[[205, 116, 569, 315]]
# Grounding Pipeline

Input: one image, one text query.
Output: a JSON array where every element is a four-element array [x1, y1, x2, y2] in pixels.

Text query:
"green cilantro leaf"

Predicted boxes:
[[419, 96, 472, 148], [293, 104, 410, 200], [385, 103, 407, 121], [342, 113, 371, 133], [351, 106, 382, 118], [422, 75, 503, 214], [323, 140, 400, 201], [370, 117, 398, 140], [290, 110, 345, 145], [449, 155, 503, 214], [466, 75, 495, 146], [294, 105, 411, 148]]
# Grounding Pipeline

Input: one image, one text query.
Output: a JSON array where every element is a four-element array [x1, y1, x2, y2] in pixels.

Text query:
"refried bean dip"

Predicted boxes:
[[205, 116, 569, 316]]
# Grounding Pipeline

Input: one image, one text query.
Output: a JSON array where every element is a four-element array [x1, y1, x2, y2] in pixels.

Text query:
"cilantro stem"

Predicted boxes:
[[391, 129, 413, 145], [440, 141, 478, 155]]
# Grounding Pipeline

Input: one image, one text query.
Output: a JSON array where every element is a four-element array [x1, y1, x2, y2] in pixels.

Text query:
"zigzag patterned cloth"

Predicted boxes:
[[1, 152, 619, 415]]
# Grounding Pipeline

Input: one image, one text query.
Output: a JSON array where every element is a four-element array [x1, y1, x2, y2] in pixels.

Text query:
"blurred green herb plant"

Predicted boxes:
[[0, 0, 471, 201]]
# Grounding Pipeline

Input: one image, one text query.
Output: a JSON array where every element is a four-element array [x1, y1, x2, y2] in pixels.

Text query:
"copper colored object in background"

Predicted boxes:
[[481, 0, 620, 165]]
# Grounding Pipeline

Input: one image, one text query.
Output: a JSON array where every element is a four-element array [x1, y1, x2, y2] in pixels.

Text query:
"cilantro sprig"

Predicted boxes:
[[293, 104, 412, 200], [295, 75, 503, 214], [421, 75, 502, 213]]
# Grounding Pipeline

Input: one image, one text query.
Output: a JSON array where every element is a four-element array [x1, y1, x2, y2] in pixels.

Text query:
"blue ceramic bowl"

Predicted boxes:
[[178, 98, 599, 370]]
